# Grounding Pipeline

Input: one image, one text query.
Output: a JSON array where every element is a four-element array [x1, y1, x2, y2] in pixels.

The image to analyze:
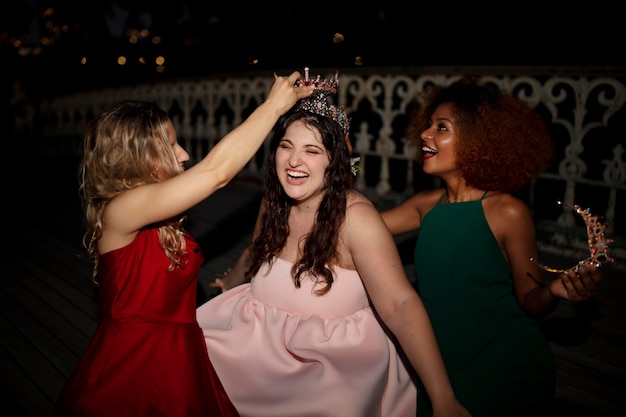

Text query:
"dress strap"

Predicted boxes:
[[437, 190, 448, 204], [480, 191, 489, 200]]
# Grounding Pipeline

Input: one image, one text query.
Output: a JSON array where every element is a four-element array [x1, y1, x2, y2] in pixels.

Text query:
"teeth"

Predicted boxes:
[[422, 146, 437, 154], [288, 170, 307, 178]]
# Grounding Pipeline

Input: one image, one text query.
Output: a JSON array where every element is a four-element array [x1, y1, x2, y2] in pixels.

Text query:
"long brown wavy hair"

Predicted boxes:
[[79, 100, 188, 285], [405, 77, 555, 191], [246, 110, 353, 295]]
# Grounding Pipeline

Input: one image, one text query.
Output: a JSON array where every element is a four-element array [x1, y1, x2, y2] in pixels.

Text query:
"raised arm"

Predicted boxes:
[[107, 72, 312, 235]]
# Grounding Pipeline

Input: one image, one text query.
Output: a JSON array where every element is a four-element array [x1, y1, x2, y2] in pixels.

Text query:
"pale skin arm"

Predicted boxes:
[[345, 201, 471, 417], [101, 72, 313, 250]]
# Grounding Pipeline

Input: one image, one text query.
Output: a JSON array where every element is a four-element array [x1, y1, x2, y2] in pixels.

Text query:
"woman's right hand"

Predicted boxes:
[[209, 268, 249, 293], [265, 71, 314, 116], [432, 398, 473, 417]]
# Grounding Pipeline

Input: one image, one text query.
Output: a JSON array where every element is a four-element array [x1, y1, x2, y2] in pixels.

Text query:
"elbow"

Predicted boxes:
[[520, 289, 559, 319], [210, 166, 235, 190], [376, 295, 417, 330]]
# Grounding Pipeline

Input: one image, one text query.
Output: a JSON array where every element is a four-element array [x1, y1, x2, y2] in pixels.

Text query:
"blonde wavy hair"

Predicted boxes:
[[79, 100, 188, 285]]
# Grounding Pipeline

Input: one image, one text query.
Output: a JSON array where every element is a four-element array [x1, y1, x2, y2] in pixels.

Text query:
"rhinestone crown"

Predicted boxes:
[[294, 67, 350, 135]]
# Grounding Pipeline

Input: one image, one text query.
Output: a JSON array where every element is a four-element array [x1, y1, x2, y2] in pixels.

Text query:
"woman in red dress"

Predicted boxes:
[[51, 72, 312, 417]]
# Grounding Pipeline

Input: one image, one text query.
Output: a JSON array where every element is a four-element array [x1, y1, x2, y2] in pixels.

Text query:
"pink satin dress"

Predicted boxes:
[[197, 257, 417, 417]]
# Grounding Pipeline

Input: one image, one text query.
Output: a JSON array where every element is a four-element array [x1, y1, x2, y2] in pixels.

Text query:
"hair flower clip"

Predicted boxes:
[[350, 157, 361, 176], [531, 201, 614, 273]]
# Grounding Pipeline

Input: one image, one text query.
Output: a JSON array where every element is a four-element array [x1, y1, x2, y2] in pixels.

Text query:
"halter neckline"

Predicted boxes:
[[439, 190, 489, 204]]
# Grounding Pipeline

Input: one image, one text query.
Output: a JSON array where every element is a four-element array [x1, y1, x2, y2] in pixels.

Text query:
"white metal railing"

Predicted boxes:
[[22, 67, 626, 264]]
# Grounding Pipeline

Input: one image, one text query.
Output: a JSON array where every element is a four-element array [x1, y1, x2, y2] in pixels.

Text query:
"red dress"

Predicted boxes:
[[52, 228, 239, 417]]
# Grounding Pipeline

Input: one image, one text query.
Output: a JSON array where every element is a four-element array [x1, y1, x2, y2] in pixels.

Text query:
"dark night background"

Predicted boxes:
[[2, 0, 625, 100], [1, 7, 625, 416]]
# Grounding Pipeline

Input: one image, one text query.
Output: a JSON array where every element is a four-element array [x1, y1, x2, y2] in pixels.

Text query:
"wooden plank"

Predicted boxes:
[[0, 345, 53, 417], [4, 253, 98, 338], [544, 267, 626, 417], [553, 355, 625, 416], [0, 305, 63, 416], [0, 218, 95, 415], [0, 261, 92, 371], [15, 222, 93, 296]]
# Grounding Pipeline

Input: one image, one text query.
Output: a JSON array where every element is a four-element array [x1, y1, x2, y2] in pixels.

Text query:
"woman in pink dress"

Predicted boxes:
[[197, 75, 471, 417], [51, 72, 313, 417]]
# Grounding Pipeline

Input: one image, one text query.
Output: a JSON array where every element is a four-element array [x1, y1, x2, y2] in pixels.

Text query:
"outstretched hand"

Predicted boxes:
[[209, 268, 249, 293], [432, 397, 473, 417], [209, 278, 226, 292], [550, 263, 602, 302]]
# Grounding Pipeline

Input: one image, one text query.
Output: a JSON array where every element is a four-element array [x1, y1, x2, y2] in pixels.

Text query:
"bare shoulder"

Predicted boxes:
[[337, 191, 388, 268], [343, 190, 384, 227], [346, 189, 377, 210], [483, 192, 531, 220], [483, 192, 534, 242]]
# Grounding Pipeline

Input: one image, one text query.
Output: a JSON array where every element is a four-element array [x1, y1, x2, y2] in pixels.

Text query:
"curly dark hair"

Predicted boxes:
[[405, 77, 555, 191], [245, 109, 353, 295]]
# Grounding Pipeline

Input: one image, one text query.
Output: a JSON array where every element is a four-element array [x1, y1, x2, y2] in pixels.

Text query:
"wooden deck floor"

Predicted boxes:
[[1, 154, 624, 417]]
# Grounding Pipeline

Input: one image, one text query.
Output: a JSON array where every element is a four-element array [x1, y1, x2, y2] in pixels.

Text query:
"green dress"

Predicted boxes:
[[414, 192, 555, 417]]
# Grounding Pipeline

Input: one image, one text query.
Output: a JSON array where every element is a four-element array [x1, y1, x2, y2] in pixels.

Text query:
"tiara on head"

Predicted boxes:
[[294, 67, 350, 135], [295, 67, 339, 93]]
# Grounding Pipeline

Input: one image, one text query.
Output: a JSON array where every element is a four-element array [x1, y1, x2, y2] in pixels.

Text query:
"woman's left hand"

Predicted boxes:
[[550, 263, 602, 301]]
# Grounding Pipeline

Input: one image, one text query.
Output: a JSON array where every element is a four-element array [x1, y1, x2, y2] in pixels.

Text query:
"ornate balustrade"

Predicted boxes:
[[30, 67, 626, 264]]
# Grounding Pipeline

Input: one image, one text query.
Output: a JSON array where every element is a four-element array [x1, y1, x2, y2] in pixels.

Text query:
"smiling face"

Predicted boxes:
[[420, 102, 460, 179], [275, 119, 330, 204]]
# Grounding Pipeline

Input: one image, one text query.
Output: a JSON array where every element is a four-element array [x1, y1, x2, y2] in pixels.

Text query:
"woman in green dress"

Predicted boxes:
[[381, 77, 603, 417]]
